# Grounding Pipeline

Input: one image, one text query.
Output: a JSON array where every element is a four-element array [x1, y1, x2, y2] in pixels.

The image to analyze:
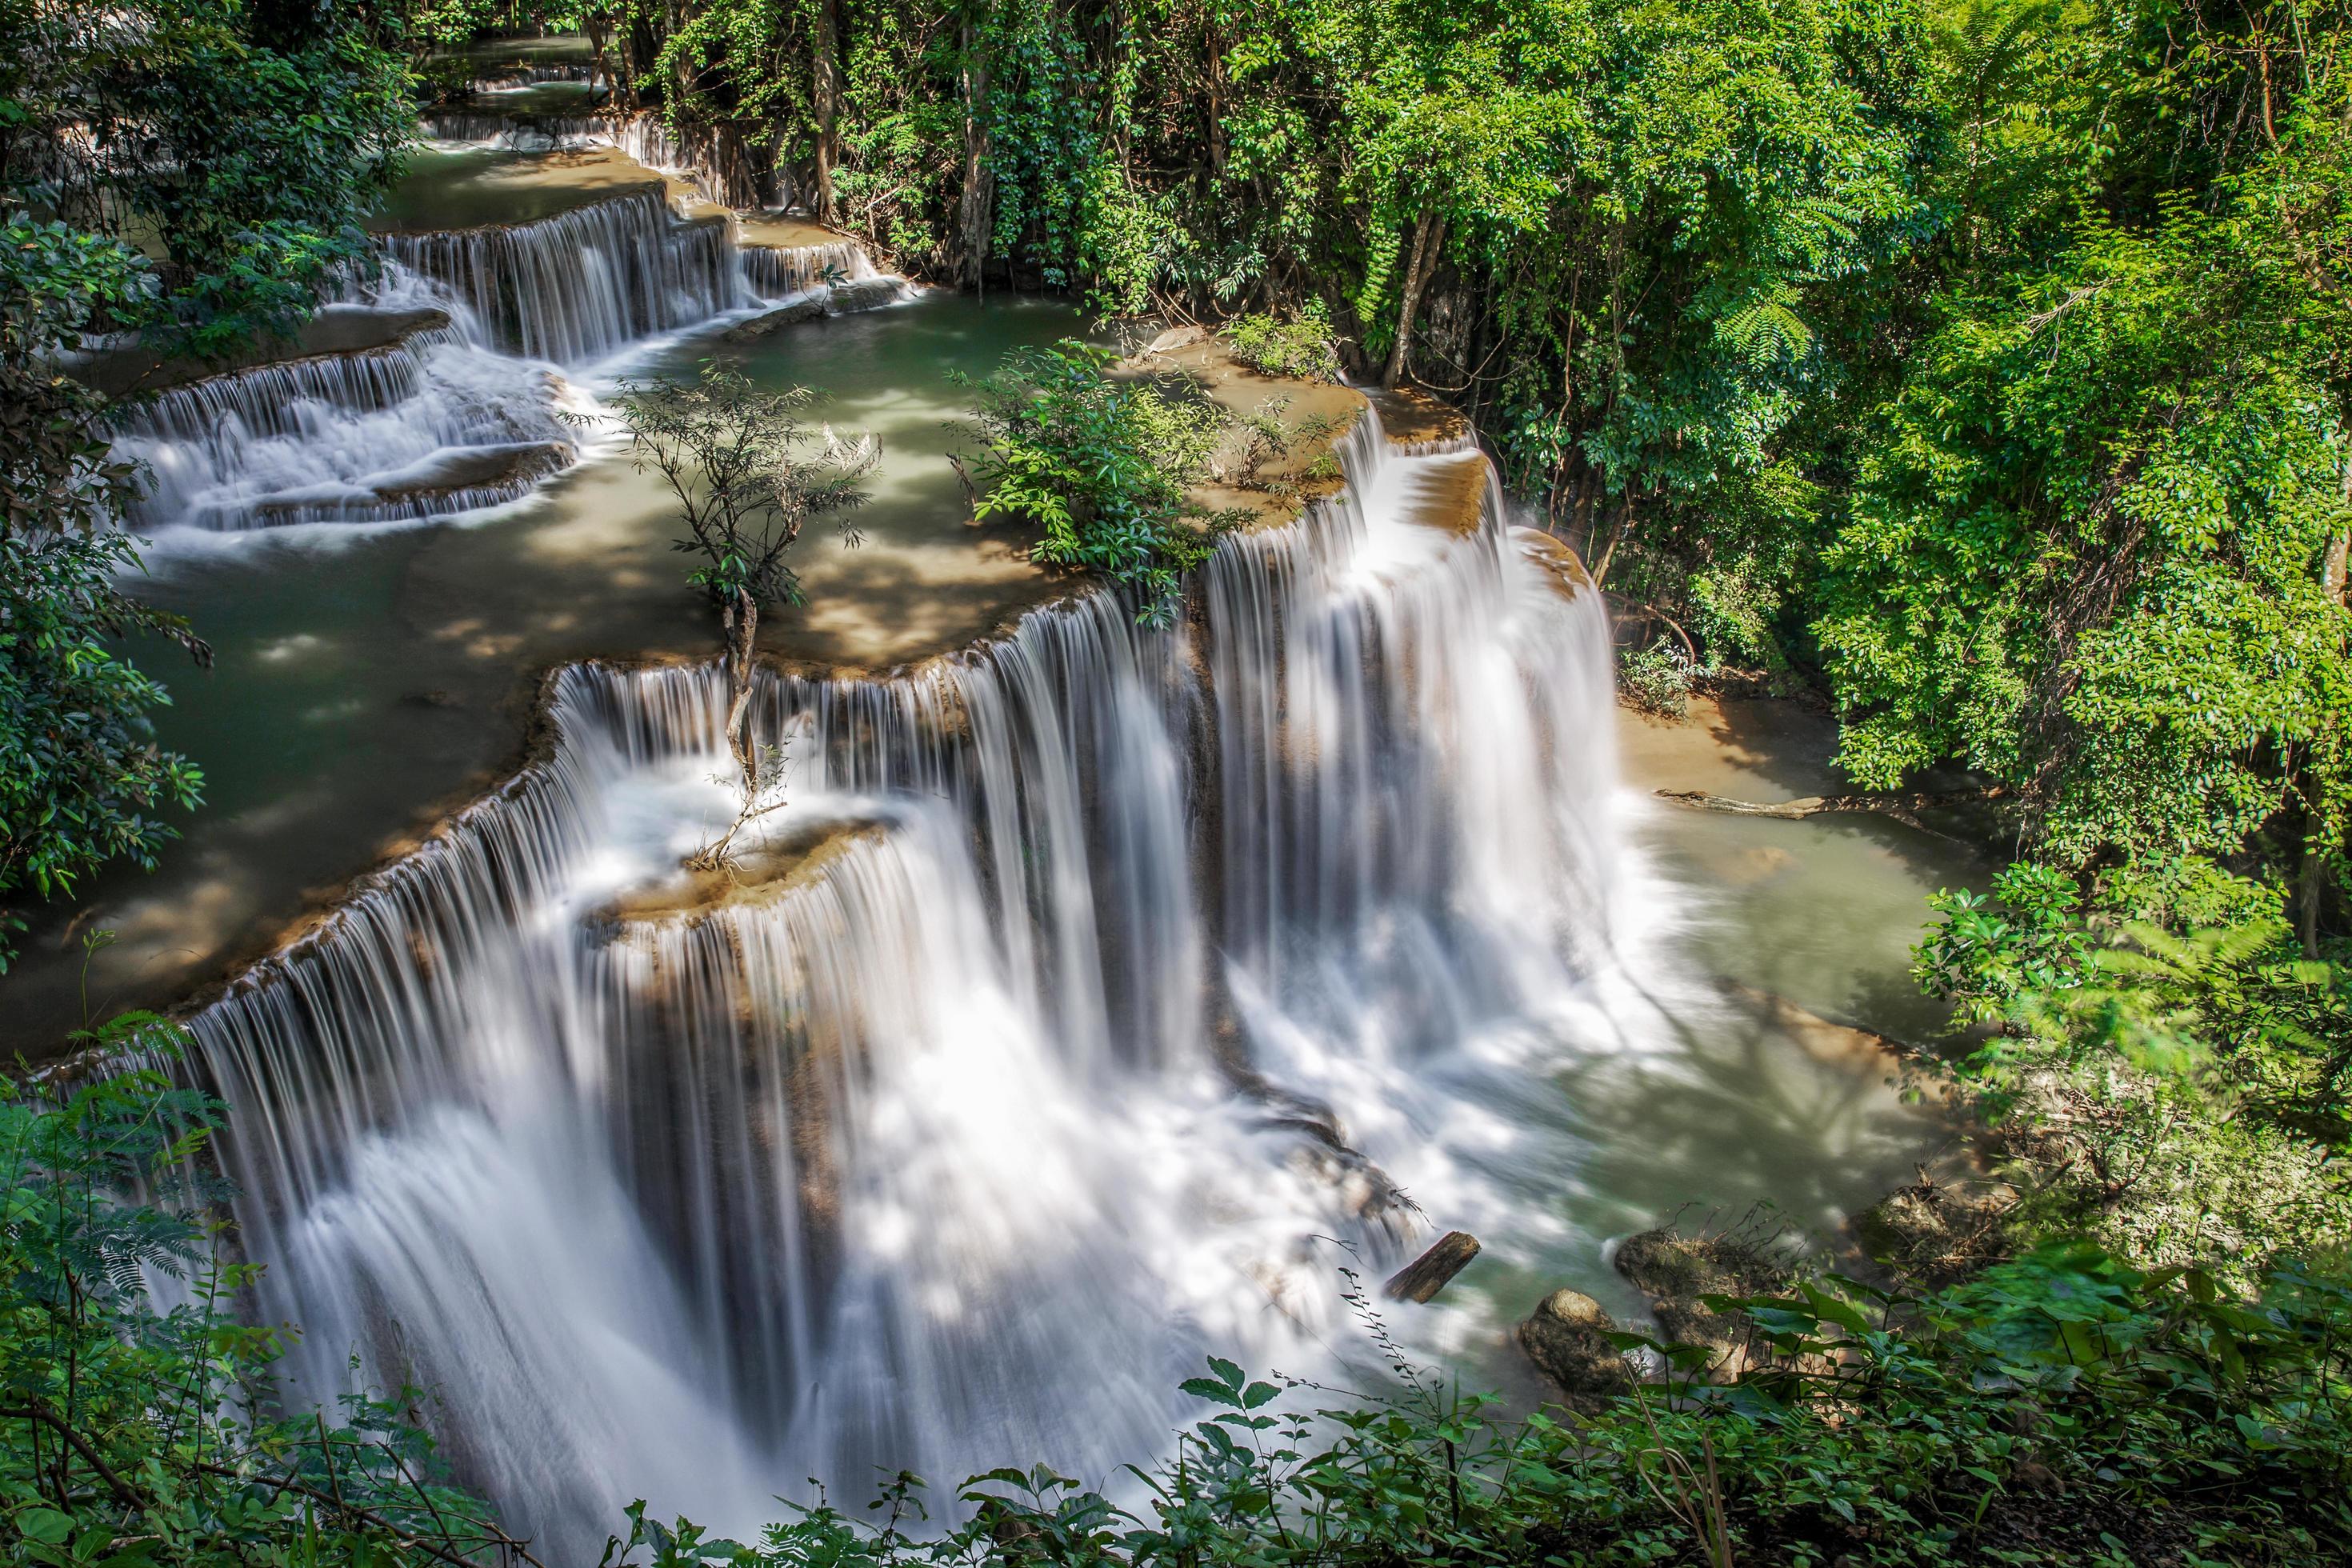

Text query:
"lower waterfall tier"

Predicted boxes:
[[166, 408, 1654, 1558]]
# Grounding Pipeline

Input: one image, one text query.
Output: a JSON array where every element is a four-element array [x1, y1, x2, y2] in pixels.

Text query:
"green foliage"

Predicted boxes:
[[958, 342, 1234, 618], [597, 1250, 2352, 1568], [0, 534, 206, 971], [0, 218, 203, 971], [0, 1022, 526, 1567], [1918, 856, 2352, 1280], [1222, 308, 1341, 382], [1921, 858, 2352, 1130], [1, 0, 414, 354], [1617, 646, 1697, 719]]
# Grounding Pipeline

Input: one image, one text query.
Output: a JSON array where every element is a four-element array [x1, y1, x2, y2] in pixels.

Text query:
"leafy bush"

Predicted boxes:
[[1618, 645, 1697, 718], [1916, 857, 2352, 1282], [1, 218, 206, 970], [602, 1246, 2352, 1568], [958, 341, 1238, 617], [1222, 308, 1342, 382], [0, 1021, 524, 1568]]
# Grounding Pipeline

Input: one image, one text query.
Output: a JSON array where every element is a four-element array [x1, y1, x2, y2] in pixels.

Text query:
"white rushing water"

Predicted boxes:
[[159, 404, 1677, 1560], [111, 181, 876, 532]]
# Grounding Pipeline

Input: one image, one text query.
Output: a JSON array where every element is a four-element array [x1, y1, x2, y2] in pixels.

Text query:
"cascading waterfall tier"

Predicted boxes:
[[418, 109, 606, 151], [111, 305, 580, 531], [380, 188, 753, 366], [114, 178, 885, 531], [738, 240, 877, 298], [162, 405, 1625, 1557]]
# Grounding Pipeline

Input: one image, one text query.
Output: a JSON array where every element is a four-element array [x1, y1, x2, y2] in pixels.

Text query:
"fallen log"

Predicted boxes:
[[1383, 1230, 1482, 1303], [1651, 785, 2008, 848]]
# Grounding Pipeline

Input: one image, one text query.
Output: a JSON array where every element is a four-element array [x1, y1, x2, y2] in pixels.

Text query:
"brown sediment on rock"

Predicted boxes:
[[1365, 383, 1470, 450], [71, 306, 454, 401], [596, 821, 886, 930], [734, 213, 859, 251], [1116, 338, 1369, 534], [1394, 450, 1490, 538], [721, 298, 828, 341], [1511, 526, 1592, 602]]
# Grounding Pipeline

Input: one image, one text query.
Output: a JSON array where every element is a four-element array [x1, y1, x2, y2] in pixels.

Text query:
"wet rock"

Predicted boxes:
[[1383, 1230, 1482, 1303], [722, 297, 827, 342], [1510, 526, 1591, 602], [1614, 1223, 1794, 1378], [827, 275, 904, 313], [1852, 1170, 2011, 1286], [1517, 1288, 1633, 1403], [1145, 323, 1210, 355]]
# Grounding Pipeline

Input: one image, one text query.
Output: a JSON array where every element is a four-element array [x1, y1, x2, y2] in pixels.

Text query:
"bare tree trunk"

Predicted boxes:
[[1383, 207, 1446, 389], [958, 15, 995, 294], [722, 588, 761, 794], [812, 0, 844, 225]]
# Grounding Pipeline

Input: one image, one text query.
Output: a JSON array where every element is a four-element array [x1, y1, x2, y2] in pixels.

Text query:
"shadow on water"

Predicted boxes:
[[6, 294, 1081, 1055]]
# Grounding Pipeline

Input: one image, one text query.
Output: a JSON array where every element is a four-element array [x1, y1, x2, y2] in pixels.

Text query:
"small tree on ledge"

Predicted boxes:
[[606, 364, 877, 867]]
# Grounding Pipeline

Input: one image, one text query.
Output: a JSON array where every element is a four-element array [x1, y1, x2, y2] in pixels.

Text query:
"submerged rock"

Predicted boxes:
[[1517, 1288, 1633, 1404], [721, 297, 827, 342], [827, 275, 904, 313]]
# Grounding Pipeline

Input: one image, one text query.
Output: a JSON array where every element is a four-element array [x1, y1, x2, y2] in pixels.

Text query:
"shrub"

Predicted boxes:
[[1222, 307, 1342, 382], [602, 1247, 2352, 1568], [958, 340, 1239, 618], [1618, 644, 1697, 718]]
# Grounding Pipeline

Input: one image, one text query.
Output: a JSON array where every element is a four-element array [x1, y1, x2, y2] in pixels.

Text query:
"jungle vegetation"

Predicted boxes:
[[2, 0, 2350, 1560]]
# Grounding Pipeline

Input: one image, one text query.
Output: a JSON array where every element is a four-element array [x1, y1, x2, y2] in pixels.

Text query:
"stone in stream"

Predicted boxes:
[[721, 297, 827, 342], [1516, 1288, 1634, 1404], [827, 275, 905, 313], [1613, 1222, 1794, 1379], [1382, 1230, 1482, 1302]]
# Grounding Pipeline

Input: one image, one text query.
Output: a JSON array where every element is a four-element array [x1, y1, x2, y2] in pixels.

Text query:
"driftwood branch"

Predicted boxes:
[[1652, 786, 2008, 849], [1384, 1230, 1482, 1303]]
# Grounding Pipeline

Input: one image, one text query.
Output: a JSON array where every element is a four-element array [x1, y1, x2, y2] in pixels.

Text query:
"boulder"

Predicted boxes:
[[1851, 1172, 2010, 1286], [1614, 1224, 1794, 1378], [827, 275, 905, 314], [722, 297, 827, 342], [1516, 1288, 1633, 1404]]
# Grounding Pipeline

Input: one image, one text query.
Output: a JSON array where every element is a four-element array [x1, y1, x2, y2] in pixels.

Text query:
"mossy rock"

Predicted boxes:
[[1516, 1288, 1633, 1406], [1614, 1224, 1794, 1377]]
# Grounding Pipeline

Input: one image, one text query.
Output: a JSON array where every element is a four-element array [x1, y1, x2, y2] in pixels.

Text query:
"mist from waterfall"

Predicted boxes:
[[164, 406, 1673, 1560]]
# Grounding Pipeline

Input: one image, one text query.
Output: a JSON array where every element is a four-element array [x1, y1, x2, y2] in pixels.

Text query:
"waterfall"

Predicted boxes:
[[738, 241, 875, 298], [164, 404, 1628, 1556], [381, 190, 754, 366], [111, 306, 581, 531], [114, 186, 885, 530], [418, 109, 606, 152]]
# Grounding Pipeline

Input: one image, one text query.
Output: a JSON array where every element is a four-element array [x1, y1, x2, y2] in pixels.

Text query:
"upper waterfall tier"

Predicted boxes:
[[159, 404, 1626, 1558], [106, 153, 891, 531], [378, 188, 753, 366]]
